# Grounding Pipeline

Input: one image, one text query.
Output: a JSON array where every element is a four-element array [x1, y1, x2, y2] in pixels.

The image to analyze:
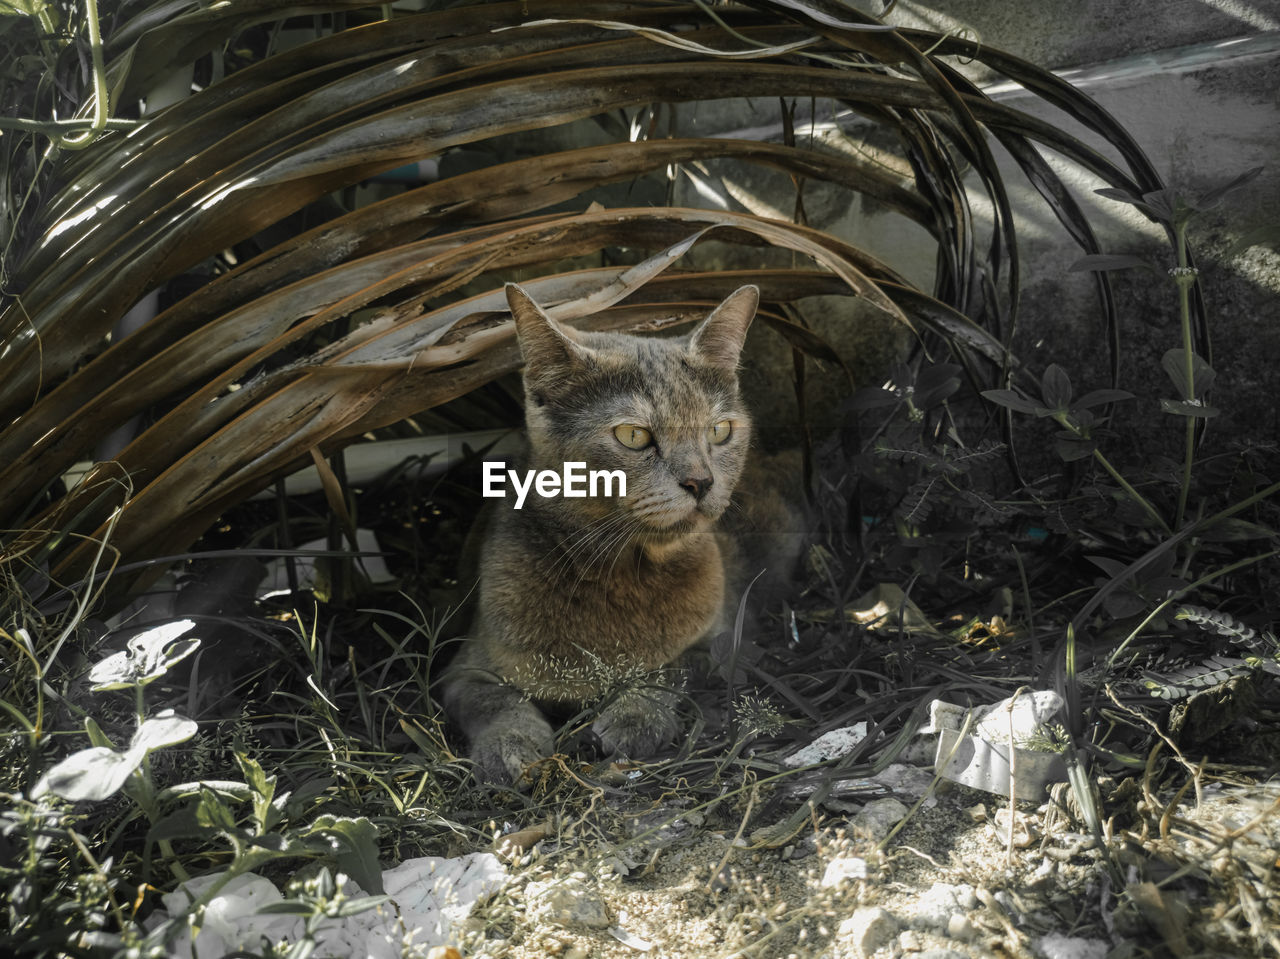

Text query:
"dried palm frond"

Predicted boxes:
[[0, 0, 1183, 596]]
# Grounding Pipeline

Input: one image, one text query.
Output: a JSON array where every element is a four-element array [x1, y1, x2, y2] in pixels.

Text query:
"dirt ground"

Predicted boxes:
[[456, 755, 1280, 959]]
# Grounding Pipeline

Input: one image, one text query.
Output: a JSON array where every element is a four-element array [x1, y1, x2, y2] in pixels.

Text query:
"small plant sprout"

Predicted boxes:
[[32, 709, 198, 803], [981, 365, 1158, 528], [1068, 166, 1264, 528], [86, 618, 201, 692], [34, 620, 202, 804]]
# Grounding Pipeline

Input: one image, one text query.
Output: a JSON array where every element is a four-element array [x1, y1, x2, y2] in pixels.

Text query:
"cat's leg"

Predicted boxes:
[[592, 673, 683, 760], [439, 644, 554, 787]]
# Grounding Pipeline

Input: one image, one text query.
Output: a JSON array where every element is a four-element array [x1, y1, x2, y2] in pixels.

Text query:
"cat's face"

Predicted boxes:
[[508, 284, 757, 543]]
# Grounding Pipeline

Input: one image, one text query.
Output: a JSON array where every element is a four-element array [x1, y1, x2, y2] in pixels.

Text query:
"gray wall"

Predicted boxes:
[[668, 2, 1280, 454]]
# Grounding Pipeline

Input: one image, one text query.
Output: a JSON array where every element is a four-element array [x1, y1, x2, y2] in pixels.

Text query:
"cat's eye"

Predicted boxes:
[[614, 424, 652, 449], [707, 420, 733, 445]]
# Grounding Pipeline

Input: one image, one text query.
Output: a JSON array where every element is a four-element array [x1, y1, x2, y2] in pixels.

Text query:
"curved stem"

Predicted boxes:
[[0, 117, 134, 135], [1051, 410, 1170, 534], [1092, 447, 1172, 536], [55, 0, 110, 151]]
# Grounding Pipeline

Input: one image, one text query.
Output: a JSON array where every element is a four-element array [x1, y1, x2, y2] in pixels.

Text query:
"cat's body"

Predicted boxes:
[[440, 283, 767, 785]]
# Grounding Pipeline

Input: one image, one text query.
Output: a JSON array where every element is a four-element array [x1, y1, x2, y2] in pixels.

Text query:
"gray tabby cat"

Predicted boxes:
[[440, 282, 761, 786]]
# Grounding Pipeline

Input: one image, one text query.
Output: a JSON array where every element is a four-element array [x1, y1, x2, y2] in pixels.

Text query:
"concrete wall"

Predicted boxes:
[[911, 0, 1280, 460], [666, 2, 1280, 455]]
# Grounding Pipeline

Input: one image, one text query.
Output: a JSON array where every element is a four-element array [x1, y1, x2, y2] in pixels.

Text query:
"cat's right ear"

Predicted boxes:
[[690, 284, 758, 370], [506, 284, 592, 397]]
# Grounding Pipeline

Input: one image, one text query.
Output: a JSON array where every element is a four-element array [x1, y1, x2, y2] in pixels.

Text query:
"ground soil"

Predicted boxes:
[[459, 756, 1280, 959]]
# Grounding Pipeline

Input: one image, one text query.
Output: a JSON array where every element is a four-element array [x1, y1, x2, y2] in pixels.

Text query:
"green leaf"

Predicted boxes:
[[981, 389, 1042, 415], [1195, 518, 1276, 542], [913, 363, 962, 408], [236, 752, 272, 798], [1074, 388, 1133, 410], [1160, 348, 1215, 400], [1139, 188, 1178, 222], [196, 787, 240, 833], [84, 716, 114, 749], [307, 816, 383, 895], [32, 747, 142, 801], [0, 0, 52, 19], [1160, 398, 1220, 418], [1054, 432, 1096, 462], [1143, 656, 1252, 700], [398, 718, 441, 756], [88, 620, 200, 690], [256, 900, 314, 916], [148, 804, 217, 844], [286, 939, 317, 959], [131, 711, 198, 752], [334, 895, 390, 917], [1040, 364, 1073, 411], [1194, 165, 1263, 211], [1223, 224, 1280, 259], [1094, 187, 1172, 222], [234, 752, 281, 832]]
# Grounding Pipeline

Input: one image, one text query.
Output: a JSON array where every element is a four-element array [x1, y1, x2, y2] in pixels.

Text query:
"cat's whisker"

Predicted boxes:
[[581, 513, 642, 574], [554, 511, 642, 603], [566, 514, 643, 606], [601, 516, 645, 583], [541, 509, 634, 585], [563, 510, 634, 558]]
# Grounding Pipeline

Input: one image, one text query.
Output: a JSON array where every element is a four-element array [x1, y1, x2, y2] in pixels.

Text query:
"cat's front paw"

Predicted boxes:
[[470, 718, 555, 788], [593, 687, 680, 759]]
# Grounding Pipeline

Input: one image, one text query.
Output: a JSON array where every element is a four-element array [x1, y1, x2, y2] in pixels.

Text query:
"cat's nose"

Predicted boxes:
[[680, 475, 713, 501]]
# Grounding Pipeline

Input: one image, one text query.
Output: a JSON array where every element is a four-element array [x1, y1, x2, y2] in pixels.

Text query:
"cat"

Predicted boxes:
[[439, 282, 769, 786]]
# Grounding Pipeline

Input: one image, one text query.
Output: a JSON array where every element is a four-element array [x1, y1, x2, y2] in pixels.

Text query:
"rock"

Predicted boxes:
[[1036, 932, 1108, 959], [784, 723, 869, 767], [992, 807, 1040, 848], [837, 906, 899, 958], [820, 856, 869, 887], [869, 763, 937, 801], [851, 797, 910, 841], [912, 882, 977, 931], [945, 913, 975, 940], [525, 874, 611, 929]]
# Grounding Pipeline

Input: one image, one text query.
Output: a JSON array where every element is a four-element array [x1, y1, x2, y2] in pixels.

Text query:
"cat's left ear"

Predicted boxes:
[[690, 285, 758, 370], [506, 283, 593, 389]]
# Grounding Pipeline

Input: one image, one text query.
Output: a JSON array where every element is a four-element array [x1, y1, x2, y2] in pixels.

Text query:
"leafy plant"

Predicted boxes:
[[2, 3, 1277, 955], [0, 0, 1180, 605], [1, 607, 397, 955]]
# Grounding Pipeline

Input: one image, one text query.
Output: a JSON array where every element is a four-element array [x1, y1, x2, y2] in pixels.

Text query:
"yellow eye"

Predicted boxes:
[[614, 424, 652, 449], [708, 420, 733, 445]]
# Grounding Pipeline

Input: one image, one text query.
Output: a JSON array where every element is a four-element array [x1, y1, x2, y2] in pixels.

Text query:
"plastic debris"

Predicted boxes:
[[926, 692, 1068, 801], [149, 852, 506, 959]]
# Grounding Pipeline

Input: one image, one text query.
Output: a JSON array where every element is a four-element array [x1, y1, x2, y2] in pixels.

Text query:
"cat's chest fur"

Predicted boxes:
[[475, 505, 725, 702]]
